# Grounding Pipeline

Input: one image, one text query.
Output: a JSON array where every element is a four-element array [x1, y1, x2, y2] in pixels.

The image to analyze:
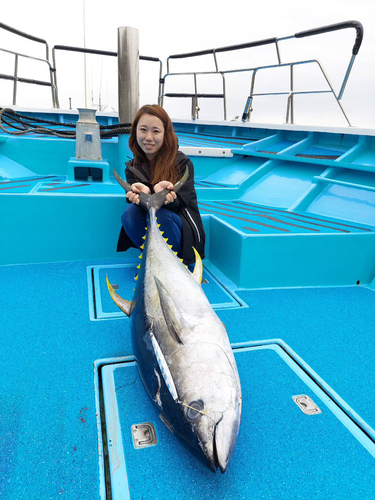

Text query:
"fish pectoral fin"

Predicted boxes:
[[154, 276, 186, 344], [191, 247, 203, 284], [159, 414, 174, 434], [106, 275, 133, 317]]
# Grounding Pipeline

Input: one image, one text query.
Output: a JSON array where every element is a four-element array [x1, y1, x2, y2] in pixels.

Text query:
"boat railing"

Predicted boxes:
[[160, 21, 363, 125], [0, 21, 163, 111], [52, 45, 163, 110], [0, 22, 57, 107]]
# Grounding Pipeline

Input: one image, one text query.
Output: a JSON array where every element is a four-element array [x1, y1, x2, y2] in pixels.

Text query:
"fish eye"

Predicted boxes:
[[185, 400, 204, 420]]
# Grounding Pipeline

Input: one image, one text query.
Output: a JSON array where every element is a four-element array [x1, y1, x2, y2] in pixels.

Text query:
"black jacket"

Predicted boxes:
[[117, 151, 206, 264]]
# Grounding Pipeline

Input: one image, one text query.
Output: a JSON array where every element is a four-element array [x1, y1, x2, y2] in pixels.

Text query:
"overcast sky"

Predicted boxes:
[[0, 0, 374, 128]]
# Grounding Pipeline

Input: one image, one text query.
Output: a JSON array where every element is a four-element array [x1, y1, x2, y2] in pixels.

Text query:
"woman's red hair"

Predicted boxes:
[[128, 104, 179, 185]]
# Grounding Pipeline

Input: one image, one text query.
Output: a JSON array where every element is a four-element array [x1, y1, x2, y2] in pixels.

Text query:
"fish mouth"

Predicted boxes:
[[202, 425, 229, 473], [211, 427, 223, 473], [211, 426, 228, 473], [207, 411, 239, 474]]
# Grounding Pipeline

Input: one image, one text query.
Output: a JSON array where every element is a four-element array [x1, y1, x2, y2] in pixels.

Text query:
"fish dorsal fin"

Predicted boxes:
[[191, 247, 203, 284], [154, 276, 185, 345], [106, 275, 133, 317]]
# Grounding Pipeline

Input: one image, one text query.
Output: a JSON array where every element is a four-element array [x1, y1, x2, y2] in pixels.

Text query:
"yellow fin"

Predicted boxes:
[[140, 243, 144, 250], [106, 275, 132, 317], [191, 247, 203, 284], [138, 253, 143, 259]]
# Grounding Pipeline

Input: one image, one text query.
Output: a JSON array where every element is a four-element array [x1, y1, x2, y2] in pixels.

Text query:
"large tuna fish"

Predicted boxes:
[[107, 168, 242, 473]]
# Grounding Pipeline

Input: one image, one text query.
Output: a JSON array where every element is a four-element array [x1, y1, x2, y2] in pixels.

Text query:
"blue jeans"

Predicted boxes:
[[121, 204, 183, 256]]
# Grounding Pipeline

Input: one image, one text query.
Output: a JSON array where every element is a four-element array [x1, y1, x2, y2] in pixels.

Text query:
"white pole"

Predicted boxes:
[[83, 0, 87, 108], [118, 27, 139, 123]]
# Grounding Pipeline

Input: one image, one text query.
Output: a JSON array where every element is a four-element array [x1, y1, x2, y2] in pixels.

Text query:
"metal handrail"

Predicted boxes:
[[52, 44, 163, 109], [0, 21, 162, 110], [0, 22, 50, 60], [0, 22, 56, 106], [161, 20, 364, 124]]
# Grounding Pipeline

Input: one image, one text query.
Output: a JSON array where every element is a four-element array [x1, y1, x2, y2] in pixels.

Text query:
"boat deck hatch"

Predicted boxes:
[[97, 344, 375, 499], [87, 263, 244, 320]]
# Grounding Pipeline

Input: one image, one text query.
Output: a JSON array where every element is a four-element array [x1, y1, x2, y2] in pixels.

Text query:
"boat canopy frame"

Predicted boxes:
[[160, 20, 363, 125]]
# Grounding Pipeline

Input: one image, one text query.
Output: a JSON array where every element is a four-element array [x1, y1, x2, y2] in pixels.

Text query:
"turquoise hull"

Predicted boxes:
[[1, 110, 375, 499]]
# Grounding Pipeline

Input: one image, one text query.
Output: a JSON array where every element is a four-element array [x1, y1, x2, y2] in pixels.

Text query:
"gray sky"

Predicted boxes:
[[1, 0, 374, 127]]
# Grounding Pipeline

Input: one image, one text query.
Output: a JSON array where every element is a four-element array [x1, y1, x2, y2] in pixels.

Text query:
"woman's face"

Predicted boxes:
[[136, 113, 165, 160]]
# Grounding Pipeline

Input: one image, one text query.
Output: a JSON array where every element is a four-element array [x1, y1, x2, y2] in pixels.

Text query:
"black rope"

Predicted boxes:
[[0, 108, 131, 138]]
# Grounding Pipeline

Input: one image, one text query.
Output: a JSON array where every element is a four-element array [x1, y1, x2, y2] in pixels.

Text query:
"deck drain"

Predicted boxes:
[[131, 422, 158, 449], [292, 395, 322, 415]]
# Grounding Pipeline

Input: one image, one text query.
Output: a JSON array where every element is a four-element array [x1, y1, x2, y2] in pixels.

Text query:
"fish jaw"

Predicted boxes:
[[174, 343, 242, 473], [214, 404, 241, 473], [191, 395, 241, 473]]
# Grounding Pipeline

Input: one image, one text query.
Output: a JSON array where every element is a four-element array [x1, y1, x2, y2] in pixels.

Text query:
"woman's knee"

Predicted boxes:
[[121, 204, 146, 229], [157, 208, 182, 230]]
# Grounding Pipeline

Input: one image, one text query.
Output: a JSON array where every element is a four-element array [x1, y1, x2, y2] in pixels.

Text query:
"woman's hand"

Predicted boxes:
[[153, 181, 177, 204], [126, 182, 150, 204]]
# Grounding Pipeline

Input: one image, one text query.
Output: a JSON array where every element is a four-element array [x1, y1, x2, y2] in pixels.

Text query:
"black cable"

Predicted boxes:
[[0, 107, 131, 138]]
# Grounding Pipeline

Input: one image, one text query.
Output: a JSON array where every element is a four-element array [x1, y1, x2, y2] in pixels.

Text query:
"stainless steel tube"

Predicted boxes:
[[118, 27, 139, 123]]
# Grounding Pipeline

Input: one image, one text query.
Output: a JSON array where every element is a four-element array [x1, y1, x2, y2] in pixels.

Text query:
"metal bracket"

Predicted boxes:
[[292, 395, 322, 415], [131, 422, 158, 449]]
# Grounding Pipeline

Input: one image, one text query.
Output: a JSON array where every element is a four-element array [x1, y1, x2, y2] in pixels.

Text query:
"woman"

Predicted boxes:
[[117, 104, 205, 265]]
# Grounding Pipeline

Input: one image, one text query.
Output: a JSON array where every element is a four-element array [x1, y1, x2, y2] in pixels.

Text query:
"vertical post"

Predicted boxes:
[[13, 54, 18, 105], [290, 65, 294, 124], [117, 26, 139, 124], [192, 73, 199, 120], [83, 0, 88, 108], [52, 48, 61, 108], [157, 60, 163, 106], [242, 70, 257, 122], [338, 54, 356, 100], [221, 73, 227, 121], [117, 27, 139, 176]]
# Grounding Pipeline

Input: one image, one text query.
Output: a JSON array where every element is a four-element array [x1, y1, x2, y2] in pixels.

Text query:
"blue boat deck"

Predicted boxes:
[[1, 116, 375, 499], [2, 260, 375, 499]]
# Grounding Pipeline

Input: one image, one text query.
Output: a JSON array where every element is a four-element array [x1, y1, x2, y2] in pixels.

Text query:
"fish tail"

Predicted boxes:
[[138, 191, 169, 212], [114, 167, 189, 214]]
